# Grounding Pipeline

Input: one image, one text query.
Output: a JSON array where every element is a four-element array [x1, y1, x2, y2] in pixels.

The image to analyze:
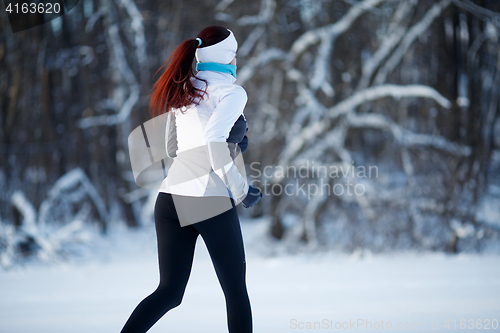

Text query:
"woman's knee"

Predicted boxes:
[[155, 284, 185, 309]]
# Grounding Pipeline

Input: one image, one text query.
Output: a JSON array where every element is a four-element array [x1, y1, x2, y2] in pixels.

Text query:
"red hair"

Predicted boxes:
[[148, 26, 231, 118]]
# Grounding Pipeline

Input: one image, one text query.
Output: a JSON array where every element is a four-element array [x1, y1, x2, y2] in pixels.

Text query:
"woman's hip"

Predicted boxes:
[[155, 192, 236, 227]]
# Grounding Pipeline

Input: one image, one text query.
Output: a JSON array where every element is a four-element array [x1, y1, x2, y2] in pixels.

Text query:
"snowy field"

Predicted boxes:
[[1, 218, 499, 333]]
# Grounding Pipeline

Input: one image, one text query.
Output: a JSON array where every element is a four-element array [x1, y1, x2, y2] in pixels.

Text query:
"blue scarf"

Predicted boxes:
[[195, 62, 237, 79]]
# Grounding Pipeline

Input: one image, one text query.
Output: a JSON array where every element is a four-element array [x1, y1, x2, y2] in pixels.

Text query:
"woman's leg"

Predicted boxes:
[[120, 192, 199, 333], [193, 201, 252, 333]]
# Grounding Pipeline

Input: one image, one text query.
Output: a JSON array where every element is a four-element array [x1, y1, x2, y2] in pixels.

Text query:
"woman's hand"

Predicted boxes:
[[238, 136, 248, 153], [242, 185, 262, 208]]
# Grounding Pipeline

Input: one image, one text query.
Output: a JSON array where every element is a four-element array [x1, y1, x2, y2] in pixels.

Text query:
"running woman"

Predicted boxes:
[[119, 26, 261, 333]]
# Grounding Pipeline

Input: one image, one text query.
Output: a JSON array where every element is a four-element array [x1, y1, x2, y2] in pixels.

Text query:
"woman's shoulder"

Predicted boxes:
[[217, 84, 247, 100]]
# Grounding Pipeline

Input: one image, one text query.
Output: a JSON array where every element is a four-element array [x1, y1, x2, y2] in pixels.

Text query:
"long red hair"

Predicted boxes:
[[148, 26, 231, 118]]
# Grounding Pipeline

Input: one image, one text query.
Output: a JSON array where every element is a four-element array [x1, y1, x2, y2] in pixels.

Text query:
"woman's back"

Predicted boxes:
[[175, 71, 245, 152], [159, 70, 248, 199]]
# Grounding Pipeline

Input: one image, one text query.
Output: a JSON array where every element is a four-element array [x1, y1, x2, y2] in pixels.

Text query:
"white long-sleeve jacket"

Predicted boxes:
[[158, 70, 250, 200]]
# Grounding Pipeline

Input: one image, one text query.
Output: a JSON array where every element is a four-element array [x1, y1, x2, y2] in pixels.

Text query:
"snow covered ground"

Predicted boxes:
[[1, 218, 499, 333]]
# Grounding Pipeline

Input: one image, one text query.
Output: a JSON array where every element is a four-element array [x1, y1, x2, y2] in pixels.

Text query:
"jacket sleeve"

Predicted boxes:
[[203, 85, 249, 200]]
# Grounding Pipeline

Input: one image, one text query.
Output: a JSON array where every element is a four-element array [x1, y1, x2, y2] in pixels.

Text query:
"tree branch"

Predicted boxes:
[[373, 0, 452, 85]]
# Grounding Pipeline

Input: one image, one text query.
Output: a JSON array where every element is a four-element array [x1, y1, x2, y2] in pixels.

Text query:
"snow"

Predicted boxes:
[[1, 218, 499, 333]]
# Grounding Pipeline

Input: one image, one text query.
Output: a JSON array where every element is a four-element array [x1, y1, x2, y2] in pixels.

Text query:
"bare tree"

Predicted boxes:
[[220, 0, 500, 252], [1, 0, 499, 266]]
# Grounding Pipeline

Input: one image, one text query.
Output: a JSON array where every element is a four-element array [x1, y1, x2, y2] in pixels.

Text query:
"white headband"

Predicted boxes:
[[195, 29, 238, 65]]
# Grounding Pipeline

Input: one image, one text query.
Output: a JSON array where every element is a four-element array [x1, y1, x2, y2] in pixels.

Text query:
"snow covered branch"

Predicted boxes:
[[4, 168, 107, 265], [77, 5, 140, 128], [38, 168, 109, 229], [236, 0, 275, 26], [237, 48, 288, 85], [0, 222, 17, 269], [346, 112, 472, 156], [237, 26, 266, 57], [276, 84, 452, 176], [356, 0, 418, 90], [373, 0, 452, 85], [330, 84, 452, 119], [117, 0, 149, 86], [289, 0, 384, 62]]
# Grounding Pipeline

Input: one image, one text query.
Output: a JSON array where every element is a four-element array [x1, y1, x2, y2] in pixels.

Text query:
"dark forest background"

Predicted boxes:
[[1, 0, 499, 267]]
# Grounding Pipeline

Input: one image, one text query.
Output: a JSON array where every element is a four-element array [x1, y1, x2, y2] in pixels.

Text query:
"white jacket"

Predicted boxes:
[[158, 70, 250, 200]]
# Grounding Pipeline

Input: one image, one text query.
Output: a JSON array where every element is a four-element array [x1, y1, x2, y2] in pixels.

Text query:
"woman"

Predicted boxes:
[[120, 26, 261, 333]]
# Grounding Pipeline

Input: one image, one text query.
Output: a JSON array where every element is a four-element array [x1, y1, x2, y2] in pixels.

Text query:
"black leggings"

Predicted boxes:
[[120, 192, 252, 333]]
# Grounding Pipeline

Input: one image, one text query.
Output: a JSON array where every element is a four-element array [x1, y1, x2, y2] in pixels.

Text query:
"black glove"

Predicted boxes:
[[242, 185, 262, 208], [238, 135, 248, 153], [227, 115, 249, 153]]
